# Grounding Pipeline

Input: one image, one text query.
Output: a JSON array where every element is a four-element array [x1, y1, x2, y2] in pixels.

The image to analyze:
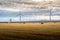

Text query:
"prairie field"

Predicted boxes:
[[0, 23, 60, 40]]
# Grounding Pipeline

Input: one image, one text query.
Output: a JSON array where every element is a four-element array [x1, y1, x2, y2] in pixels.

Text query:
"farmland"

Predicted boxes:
[[0, 23, 60, 40]]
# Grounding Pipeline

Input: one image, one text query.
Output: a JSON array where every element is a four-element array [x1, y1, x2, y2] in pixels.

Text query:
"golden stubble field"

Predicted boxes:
[[0, 23, 60, 40]]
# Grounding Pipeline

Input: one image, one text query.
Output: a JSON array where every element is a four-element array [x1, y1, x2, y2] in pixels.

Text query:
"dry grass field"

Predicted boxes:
[[0, 22, 60, 40]]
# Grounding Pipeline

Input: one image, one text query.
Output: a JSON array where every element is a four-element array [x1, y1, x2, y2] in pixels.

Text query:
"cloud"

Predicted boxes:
[[0, 0, 60, 16], [0, 7, 20, 12], [0, 0, 59, 12], [0, 16, 60, 22], [0, 0, 45, 12]]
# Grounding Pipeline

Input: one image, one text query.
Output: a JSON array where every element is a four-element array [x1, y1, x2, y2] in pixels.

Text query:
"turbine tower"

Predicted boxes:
[[50, 8, 52, 22], [18, 11, 21, 22], [19, 11, 21, 22], [9, 18, 12, 23]]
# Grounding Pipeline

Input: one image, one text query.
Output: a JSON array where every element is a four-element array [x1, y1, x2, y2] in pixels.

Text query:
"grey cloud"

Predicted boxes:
[[0, 0, 60, 16]]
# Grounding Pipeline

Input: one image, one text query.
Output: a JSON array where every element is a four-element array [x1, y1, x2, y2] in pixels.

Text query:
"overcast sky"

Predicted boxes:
[[0, 0, 60, 22]]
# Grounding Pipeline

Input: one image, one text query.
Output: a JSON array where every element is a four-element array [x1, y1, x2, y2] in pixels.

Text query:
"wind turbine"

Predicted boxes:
[[16, 11, 26, 23], [16, 11, 22, 22], [48, 1, 53, 22]]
